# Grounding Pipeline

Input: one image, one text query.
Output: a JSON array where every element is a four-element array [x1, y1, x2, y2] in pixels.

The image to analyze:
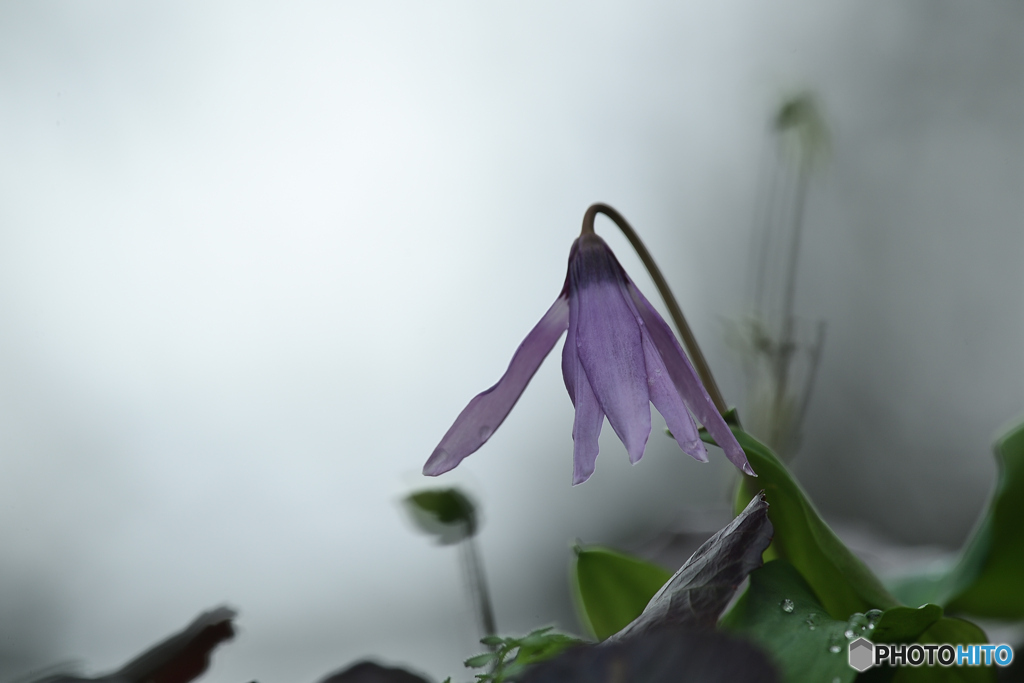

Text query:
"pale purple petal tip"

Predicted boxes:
[[626, 282, 755, 477], [639, 329, 708, 463], [571, 361, 605, 485], [423, 294, 570, 476], [564, 287, 605, 485]]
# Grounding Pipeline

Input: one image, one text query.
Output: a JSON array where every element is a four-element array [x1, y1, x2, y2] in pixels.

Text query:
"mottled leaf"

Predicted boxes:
[[607, 491, 773, 641]]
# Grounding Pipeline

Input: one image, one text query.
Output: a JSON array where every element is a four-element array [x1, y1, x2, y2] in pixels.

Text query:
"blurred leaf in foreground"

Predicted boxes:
[[513, 626, 777, 683], [34, 607, 235, 683], [318, 661, 430, 683]]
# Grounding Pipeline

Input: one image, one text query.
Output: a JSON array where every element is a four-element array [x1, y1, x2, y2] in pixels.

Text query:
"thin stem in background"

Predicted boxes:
[[768, 157, 811, 448], [460, 533, 497, 640]]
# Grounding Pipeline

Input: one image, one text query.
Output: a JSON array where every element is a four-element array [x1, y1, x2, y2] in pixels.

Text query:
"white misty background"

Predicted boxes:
[[0, 2, 1020, 683]]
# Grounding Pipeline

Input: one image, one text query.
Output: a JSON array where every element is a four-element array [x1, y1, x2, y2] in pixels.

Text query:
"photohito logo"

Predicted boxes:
[[848, 638, 1014, 672]]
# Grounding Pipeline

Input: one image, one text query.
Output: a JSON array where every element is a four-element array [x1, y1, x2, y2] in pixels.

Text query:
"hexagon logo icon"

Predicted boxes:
[[849, 638, 874, 672]]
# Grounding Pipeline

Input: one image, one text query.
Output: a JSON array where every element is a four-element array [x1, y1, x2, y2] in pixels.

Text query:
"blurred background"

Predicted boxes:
[[0, 2, 1021, 682]]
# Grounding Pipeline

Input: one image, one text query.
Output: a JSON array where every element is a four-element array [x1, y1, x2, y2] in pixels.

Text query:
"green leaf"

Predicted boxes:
[[722, 559, 990, 683], [469, 628, 582, 682], [403, 488, 477, 545], [464, 652, 498, 669], [721, 559, 858, 683], [479, 635, 505, 647], [869, 604, 943, 644], [500, 632, 580, 679], [571, 545, 672, 640], [888, 617, 995, 683], [706, 427, 898, 618], [890, 419, 1024, 619]]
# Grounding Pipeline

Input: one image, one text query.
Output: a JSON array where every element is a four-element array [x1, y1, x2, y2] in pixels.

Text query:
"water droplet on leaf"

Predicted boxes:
[[780, 599, 795, 613], [846, 612, 868, 639]]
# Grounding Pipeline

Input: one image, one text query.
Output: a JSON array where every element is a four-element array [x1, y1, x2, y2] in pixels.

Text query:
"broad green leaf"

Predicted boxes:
[[890, 419, 1024, 619], [403, 488, 477, 545], [705, 427, 898, 618], [721, 559, 858, 683], [722, 560, 990, 683], [608, 492, 772, 640], [571, 546, 672, 640], [870, 604, 943, 644], [888, 617, 995, 683]]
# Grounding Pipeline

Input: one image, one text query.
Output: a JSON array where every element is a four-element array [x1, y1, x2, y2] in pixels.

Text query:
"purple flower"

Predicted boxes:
[[424, 232, 754, 484]]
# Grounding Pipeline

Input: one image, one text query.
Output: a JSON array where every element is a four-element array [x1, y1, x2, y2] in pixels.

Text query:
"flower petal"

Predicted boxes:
[[563, 276, 606, 484], [574, 277, 651, 464], [423, 293, 570, 476], [639, 329, 708, 463], [627, 282, 754, 476], [571, 351, 605, 485]]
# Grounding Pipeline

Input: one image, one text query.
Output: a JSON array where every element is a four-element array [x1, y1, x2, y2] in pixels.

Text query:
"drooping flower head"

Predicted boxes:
[[424, 207, 753, 484]]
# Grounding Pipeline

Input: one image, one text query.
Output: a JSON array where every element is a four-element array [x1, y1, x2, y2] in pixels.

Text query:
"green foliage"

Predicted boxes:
[[722, 560, 993, 683], [708, 427, 899, 618], [890, 419, 1024, 619], [869, 604, 943, 644], [463, 627, 581, 683], [879, 618, 995, 683], [721, 559, 860, 683], [570, 545, 672, 640], [403, 488, 477, 545]]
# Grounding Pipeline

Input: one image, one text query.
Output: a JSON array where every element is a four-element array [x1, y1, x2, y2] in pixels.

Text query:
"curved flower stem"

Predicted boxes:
[[581, 203, 729, 417]]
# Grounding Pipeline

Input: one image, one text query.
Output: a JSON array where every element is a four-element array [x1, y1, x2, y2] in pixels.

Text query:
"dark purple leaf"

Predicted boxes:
[[317, 661, 431, 683], [608, 491, 772, 641], [35, 607, 235, 683], [513, 625, 778, 683]]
